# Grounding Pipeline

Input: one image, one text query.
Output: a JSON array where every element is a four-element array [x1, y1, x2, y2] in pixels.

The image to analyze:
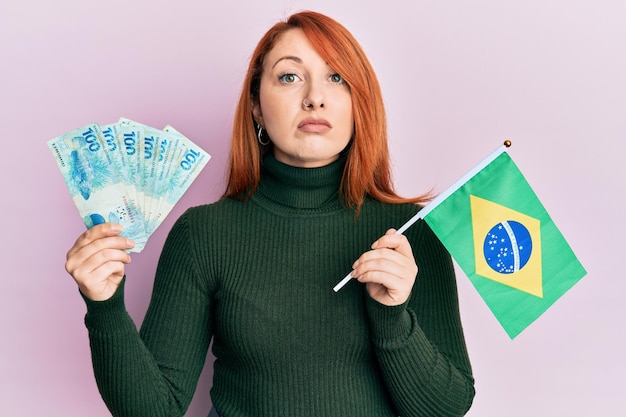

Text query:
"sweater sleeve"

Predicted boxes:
[[365, 220, 475, 417], [84, 211, 214, 417]]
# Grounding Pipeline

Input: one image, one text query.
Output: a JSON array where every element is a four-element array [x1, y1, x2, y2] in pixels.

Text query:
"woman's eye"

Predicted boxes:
[[329, 73, 344, 84], [278, 73, 300, 84]]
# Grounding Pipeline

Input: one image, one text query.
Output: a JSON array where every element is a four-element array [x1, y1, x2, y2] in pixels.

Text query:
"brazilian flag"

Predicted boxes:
[[422, 150, 586, 339]]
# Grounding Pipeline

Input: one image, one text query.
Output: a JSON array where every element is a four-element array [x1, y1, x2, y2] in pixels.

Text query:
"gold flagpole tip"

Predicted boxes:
[[504, 139, 512, 147]]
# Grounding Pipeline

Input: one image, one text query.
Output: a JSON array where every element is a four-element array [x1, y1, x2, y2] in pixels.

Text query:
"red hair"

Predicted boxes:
[[223, 10, 431, 213]]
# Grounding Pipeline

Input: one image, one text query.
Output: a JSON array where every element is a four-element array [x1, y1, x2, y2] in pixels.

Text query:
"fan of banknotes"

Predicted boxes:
[[48, 117, 210, 252]]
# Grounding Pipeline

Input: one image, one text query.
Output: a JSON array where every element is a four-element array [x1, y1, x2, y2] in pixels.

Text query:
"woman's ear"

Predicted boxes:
[[251, 99, 263, 126]]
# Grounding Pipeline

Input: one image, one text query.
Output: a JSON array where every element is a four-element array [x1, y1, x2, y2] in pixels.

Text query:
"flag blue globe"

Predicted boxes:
[[483, 220, 533, 274]]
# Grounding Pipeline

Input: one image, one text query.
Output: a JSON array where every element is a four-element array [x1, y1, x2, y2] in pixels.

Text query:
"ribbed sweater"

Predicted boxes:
[[84, 155, 475, 417]]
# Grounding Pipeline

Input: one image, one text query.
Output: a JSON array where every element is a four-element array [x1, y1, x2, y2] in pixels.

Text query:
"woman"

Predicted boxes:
[[65, 10, 475, 417]]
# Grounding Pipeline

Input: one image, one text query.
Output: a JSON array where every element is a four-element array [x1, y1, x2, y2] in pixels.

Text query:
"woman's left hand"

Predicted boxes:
[[351, 228, 418, 306]]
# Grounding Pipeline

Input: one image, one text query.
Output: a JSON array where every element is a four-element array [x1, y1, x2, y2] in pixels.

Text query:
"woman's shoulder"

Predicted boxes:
[[360, 198, 436, 242], [361, 197, 425, 221], [173, 196, 261, 230], [180, 196, 246, 219], [186, 195, 238, 210]]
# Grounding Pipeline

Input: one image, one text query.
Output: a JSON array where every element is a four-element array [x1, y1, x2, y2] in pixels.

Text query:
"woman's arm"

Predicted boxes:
[[84, 212, 214, 417], [357, 221, 475, 416]]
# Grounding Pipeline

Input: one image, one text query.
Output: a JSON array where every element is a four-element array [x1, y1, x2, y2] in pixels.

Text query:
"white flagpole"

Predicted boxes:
[[333, 140, 512, 292]]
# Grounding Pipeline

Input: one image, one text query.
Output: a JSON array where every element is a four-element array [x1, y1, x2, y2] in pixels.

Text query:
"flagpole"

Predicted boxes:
[[333, 140, 512, 292]]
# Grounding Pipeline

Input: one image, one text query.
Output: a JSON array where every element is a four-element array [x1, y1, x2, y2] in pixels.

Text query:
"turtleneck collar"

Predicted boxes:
[[253, 154, 346, 213]]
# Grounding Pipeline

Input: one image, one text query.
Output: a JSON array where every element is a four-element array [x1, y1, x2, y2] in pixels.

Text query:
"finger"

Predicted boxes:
[[356, 259, 416, 302], [76, 256, 130, 301], [353, 249, 410, 279], [355, 268, 402, 288], [361, 270, 414, 306], [370, 229, 414, 258], [66, 232, 133, 267], [67, 223, 124, 258], [66, 244, 130, 278], [354, 239, 417, 274], [66, 234, 134, 276]]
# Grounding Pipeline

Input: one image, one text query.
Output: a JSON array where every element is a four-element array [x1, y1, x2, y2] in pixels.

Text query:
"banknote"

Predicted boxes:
[[152, 124, 211, 234], [48, 123, 149, 251], [48, 119, 210, 252], [116, 118, 211, 235]]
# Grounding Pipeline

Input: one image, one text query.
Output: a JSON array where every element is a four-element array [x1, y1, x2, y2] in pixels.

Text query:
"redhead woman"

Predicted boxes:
[[65, 11, 475, 417]]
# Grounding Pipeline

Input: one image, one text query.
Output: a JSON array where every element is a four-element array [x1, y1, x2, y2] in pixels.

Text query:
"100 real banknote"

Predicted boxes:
[[48, 118, 210, 252]]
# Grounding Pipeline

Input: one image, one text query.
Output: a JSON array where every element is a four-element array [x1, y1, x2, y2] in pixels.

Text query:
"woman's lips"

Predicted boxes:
[[298, 117, 332, 133]]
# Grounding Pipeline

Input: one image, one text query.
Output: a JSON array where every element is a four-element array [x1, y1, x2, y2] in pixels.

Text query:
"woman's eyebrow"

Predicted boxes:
[[272, 55, 302, 68]]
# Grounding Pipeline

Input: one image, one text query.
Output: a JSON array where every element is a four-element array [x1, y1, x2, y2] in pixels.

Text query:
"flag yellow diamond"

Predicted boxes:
[[470, 195, 543, 297]]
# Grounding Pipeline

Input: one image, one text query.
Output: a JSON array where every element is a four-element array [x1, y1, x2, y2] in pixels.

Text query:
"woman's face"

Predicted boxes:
[[252, 28, 354, 168]]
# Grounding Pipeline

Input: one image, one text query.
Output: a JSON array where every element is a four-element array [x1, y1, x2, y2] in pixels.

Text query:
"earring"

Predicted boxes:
[[257, 123, 270, 146]]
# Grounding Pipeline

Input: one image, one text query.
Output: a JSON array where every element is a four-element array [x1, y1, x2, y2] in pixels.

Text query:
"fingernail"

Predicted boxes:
[[126, 239, 135, 247]]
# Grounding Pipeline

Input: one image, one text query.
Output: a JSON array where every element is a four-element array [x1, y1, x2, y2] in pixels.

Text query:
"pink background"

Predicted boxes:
[[1, 0, 624, 416]]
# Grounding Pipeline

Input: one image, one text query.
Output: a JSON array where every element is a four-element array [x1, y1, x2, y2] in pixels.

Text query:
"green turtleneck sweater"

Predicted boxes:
[[84, 155, 475, 417]]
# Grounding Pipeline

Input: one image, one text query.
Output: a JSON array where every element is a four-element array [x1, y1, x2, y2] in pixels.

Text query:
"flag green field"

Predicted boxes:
[[423, 151, 586, 338]]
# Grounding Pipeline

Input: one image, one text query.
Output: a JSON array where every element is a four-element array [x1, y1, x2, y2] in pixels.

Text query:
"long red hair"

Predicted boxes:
[[223, 10, 431, 213]]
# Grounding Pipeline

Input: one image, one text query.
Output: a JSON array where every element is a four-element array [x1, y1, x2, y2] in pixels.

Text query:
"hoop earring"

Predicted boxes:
[[257, 123, 270, 146]]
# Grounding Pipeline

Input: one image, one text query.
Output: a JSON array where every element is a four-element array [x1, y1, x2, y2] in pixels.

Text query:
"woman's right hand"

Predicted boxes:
[[65, 223, 135, 301]]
